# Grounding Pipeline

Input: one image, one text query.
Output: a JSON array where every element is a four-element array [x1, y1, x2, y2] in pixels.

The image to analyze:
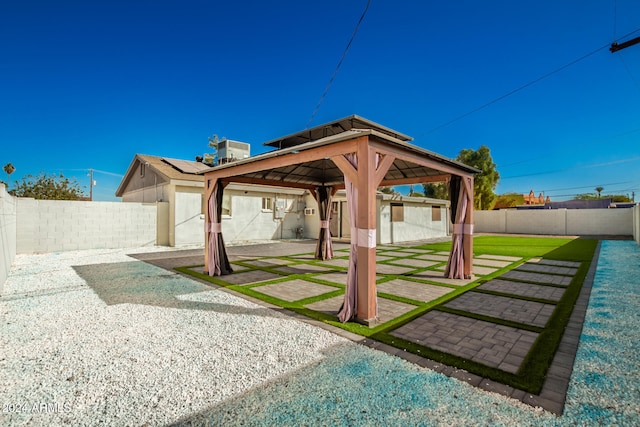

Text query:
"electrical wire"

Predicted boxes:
[[418, 26, 640, 138], [305, 0, 371, 129]]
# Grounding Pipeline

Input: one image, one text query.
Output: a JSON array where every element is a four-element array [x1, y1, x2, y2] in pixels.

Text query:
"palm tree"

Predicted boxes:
[[595, 186, 604, 199], [3, 163, 15, 187]]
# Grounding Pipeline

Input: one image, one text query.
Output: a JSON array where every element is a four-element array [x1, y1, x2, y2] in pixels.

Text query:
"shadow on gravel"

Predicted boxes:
[[73, 261, 282, 318]]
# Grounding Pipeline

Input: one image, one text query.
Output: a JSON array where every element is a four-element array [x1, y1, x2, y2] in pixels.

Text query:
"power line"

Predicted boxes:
[[541, 181, 632, 194], [418, 26, 640, 138], [305, 0, 371, 129], [502, 155, 640, 180]]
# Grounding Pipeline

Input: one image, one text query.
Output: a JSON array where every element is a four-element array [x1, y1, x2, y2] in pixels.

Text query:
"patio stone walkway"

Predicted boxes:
[[149, 239, 597, 415], [391, 311, 538, 373]]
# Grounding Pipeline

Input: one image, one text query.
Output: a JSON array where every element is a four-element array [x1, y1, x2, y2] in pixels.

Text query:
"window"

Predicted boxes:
[[262, 197, 272, 211], [202, 194, 232, 216], [432, 206, 442, 221], [390, 203, 404, 222]]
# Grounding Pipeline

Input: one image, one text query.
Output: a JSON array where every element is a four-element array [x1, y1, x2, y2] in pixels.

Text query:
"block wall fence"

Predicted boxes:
[[1, 184, 639, 292], [474, 208, 636, 237], [0, 185, 17, 294]]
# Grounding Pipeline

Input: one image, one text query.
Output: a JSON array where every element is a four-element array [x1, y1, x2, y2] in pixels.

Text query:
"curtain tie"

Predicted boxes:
[[357, 228, 376, 248], [206, 223, 222, 233], [320, 220, 330, 229]]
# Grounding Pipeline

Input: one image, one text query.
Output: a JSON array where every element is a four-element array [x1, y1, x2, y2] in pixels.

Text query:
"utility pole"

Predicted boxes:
[[610, 35, 640, 53], [89, 169, 94, 201]]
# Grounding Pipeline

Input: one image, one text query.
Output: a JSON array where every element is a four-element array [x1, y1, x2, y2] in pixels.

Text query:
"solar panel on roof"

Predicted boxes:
[[161, 157, 210, 174]]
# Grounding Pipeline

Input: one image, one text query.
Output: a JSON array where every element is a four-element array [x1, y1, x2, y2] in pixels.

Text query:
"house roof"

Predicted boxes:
[[115, 154, 205, 196], [263, 114, 413, 149]]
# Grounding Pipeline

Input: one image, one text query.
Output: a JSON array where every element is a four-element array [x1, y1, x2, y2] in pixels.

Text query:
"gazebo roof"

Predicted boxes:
[[201, 119, 479, 190], [263, 114, 413, 149]]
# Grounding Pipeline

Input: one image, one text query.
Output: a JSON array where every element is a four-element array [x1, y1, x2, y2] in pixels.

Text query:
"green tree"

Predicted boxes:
[[11, 173, 86, 200], [422, 182, 449, 200], [204, 134, 226, 166], [3, 163, 15, 187], [493, 193, 525, 209], [595, 186, 604, 199], [379, 186, 396, 194], [576, 193, 631, 202], [456, 145, 500, 210]]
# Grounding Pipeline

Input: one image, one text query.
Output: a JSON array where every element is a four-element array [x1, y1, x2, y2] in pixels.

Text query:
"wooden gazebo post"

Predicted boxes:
[[356, 139, 378, 323]]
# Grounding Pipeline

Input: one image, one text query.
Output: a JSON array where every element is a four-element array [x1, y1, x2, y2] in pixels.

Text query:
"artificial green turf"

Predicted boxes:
[[176, 235, 598, 395]]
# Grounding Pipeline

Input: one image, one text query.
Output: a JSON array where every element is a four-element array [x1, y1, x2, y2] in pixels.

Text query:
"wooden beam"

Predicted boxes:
[[379, 174, 450, 187], [221, 176, 317, 192], [331, 154, 358, 184], [369, 139, 475, 179], [374, 154, 396, 187]]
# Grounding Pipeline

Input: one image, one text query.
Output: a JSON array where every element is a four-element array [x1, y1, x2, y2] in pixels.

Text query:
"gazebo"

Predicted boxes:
[[202, 115, 478, 325]]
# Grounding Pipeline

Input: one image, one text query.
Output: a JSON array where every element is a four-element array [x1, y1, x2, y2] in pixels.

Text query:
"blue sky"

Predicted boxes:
[[2, 0, 639, 202]]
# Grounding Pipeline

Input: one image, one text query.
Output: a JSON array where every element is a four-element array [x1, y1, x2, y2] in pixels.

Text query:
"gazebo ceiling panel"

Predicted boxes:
[[228, 155, 450, 188]]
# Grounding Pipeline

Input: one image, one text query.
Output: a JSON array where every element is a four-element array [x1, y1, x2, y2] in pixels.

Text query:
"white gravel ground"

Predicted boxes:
[[0, 247, 348, 426], [2, 243, 638, 426]]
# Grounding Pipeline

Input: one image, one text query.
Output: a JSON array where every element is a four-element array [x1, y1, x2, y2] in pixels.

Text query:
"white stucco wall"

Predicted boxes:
[[634, 205, 640, 245], [0, 184, 17, 293], [174, 188, 205, 246], [221, 189, 305, 243], [379, 202, 448, 244]]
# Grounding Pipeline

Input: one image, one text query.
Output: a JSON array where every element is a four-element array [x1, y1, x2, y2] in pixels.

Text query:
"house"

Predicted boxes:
[[523, 189, 550, 205], [116, 152, 452, 247], [116, 154, 307, 246]]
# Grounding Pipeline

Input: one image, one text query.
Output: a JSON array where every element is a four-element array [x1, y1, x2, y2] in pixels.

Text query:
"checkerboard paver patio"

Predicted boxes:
[[478, 279, 567, 302], [219, 270, 283, 285], [376, 279, 453, 302], [305, 295, 417, 323], [528, 258, 582, 268], [476, 254, 522, 262], [443, 292, 555, 327], [415, 254, 450, 262], [516, 262, 578, 276], [502, 270, 573, 286], [435, 265, 498, 276], [252, 279, 337, 302], [273, 264, 333, 275], [243, 258, 294, 267], [386, 258, 440, 268], [408, 270, 476, 286], [472, 258, 513, 268], [391, 310, 539, 373]]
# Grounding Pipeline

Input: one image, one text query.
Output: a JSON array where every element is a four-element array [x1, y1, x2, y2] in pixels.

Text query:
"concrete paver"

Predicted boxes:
[[517, 262, 578, 276], [391, 310, 538, 373], [273, 264, 333, 275], [502, 270, 573, 286], [408, 270, 476, 286], [444, 292, 555, 327], [377, 279, 453, 302], [435, 265, 498, 276], [476, 254, 522, 262], [479, 279, 566, 302], [220, 270, 283, 285], [386, 258, 440, 268], [253, 279, 337, 302]]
